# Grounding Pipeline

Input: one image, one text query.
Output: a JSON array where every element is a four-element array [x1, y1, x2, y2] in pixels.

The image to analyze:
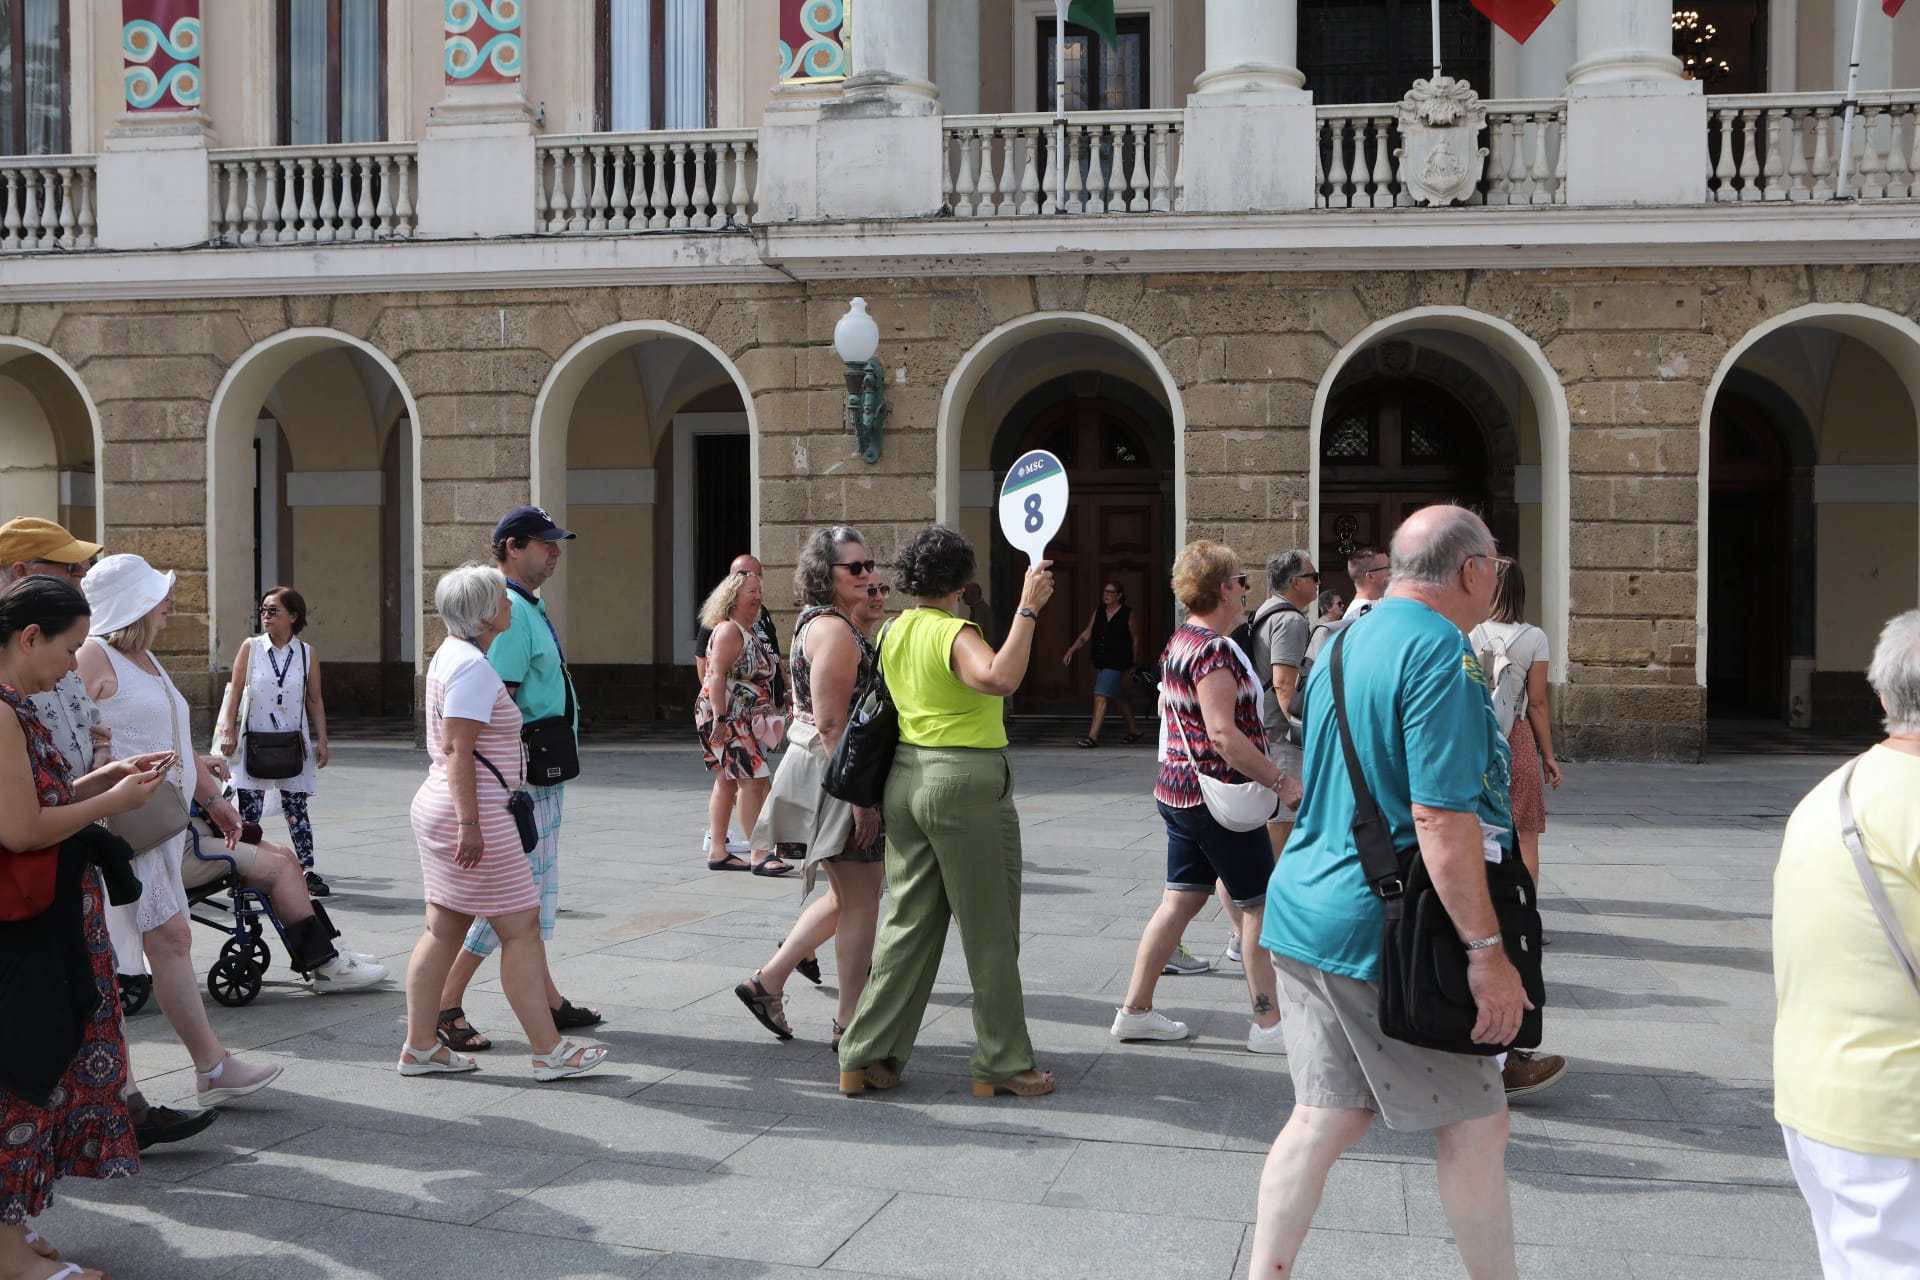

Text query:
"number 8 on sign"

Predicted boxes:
[[999, 449, 1069, 566]]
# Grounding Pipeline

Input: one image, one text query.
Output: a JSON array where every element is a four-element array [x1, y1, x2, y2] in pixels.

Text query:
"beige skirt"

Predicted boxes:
[[751, 720, 861, 886]]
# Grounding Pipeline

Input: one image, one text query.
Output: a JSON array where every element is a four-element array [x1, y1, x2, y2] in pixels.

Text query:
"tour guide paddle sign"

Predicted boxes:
[[999, 449, 1069, 565]]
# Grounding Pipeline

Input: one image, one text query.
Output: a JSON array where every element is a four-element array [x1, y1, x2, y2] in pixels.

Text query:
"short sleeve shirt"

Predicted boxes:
[[1260, 597, 1511, 982], [1254, 600, 1310, 740], [490, 582, 574, 730], [1155, 623, 1270, 809], [438, 640, 508, 726], [28, 671, 98, 780]]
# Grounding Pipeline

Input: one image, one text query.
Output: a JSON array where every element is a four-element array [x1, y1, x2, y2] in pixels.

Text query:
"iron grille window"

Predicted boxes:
[[1300, 0, 1490, 104]]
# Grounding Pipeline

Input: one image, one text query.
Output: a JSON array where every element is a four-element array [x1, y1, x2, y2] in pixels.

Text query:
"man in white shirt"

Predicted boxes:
[[1343, 545, 1388, 621]]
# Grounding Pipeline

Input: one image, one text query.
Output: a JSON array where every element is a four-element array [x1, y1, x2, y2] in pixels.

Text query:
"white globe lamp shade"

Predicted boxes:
[[834, 298, 881, 364]]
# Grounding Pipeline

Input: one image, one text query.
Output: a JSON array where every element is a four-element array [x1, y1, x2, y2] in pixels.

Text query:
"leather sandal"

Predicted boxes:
[[734, 974, 793, 1040], [831, 1018, 846, 1051], [398, 1042, 479, 1076], [531, 1036, 609, 1082], [751, 854, 795, 877], [551, 998, 603, 1029], [838, 1060, 902, 1095], [1076, 737, 1099, 748], [435, 1006, 493, 1052], [972, 1068, 1056, 1098]]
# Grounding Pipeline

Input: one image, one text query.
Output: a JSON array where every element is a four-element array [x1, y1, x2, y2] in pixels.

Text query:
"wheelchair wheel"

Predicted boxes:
[[207, 955, 262, 1007], [221, 934, 272, 977], [118, 973, 152, 1017]]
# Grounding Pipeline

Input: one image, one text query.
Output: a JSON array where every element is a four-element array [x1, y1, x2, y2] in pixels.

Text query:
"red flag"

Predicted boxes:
[[1470, 0, 1565, 44], [1888, 1, 1907, 17]]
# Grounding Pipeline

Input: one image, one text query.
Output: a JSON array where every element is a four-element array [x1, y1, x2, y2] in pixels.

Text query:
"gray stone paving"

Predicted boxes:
[[36, 742, 1847, 1279]]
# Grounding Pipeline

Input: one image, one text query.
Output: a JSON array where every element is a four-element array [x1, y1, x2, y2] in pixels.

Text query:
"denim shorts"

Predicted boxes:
[[1158, 799, 1272, 907]]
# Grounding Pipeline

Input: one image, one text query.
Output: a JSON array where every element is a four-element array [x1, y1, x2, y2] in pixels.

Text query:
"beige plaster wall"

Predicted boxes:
[[565, 352, 657, 663], [1817, 504, 1919, 669], [0, 376, 60, 521], [1819, 340, 1919, 464]]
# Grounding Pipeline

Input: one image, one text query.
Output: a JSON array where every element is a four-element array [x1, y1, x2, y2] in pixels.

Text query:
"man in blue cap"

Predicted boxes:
[[434, 506, 602, 1053]]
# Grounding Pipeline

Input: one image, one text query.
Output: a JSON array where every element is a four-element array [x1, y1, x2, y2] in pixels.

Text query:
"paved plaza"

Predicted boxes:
[[36, 740, 1847, 1279]]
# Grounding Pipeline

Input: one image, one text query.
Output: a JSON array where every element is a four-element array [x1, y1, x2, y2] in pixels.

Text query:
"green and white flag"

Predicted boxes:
[[1054, 0, 1118, 46]]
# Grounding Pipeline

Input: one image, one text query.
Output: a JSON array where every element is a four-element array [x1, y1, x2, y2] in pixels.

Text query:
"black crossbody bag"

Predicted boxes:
[[823, 618, 898, 808], [507, 581, 581, 785], [245, 641, 308, 781], [472, 749, 539, 854], [1327, 627, 1544, 1057]]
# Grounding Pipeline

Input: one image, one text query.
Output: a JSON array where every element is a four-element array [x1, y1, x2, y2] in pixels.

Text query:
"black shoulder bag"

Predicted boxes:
[[823, 618, 899, 808], [245, 641, 309, 781], [507, 581, 581, 785], [1327, 627, 1544, 1057], [472, 749, 539, 855]]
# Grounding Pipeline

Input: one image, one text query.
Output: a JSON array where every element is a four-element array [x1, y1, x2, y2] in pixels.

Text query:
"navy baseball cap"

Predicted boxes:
[[493, 505, 576, 543]]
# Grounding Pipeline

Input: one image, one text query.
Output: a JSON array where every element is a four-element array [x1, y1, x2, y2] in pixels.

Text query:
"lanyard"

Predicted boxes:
[[263, 638, 300, 726]]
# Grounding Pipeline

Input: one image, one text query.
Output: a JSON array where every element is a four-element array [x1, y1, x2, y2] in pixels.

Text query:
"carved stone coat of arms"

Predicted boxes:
[[1394, 77, 1489, 206]]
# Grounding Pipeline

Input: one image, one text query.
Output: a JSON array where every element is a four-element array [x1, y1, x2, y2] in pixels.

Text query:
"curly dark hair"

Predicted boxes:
[[894, 526, 975, 600]]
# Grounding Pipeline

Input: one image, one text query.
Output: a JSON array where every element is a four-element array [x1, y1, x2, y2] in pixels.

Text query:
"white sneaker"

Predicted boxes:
[[1110, 1007, 1192, 1042], [311, 952, 389, 991], [1223, 933, 1243, 964], [701, 833, 751, 855], [1247, 1019, 1287, 1054]]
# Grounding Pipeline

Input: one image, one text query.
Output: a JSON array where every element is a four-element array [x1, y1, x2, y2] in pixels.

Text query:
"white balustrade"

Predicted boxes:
[[211, 145, 417, 244], [535, 131, 757, 233], [1707, 92, 1920, 202], [942, 113, 1184, 216], [0, 157, 97, 252], [1315, 100, 1565, 209]]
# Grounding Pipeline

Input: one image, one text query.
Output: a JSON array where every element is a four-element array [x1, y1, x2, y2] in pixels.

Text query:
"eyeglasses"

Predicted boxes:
[[834, 559, 877, 575], [1231, 573, 1250, 588], [867, 585, 891, 597], [1101, 587, 1119, 595], [259, 606, 284, 617], [29, 558, 89, 576], [1297, 572, 1322, 583], [1459, 554, 1496, 575], [1358, 562, 1389, 578]]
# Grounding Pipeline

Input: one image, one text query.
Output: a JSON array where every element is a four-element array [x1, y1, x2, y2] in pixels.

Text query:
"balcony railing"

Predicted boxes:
[[535, 130, 758, 232], [210, 143, 418, 244], [1, 156, 96, 251], [1706, 90, 1920, 201], [1314, 99, 1567, 209], [942, 111, 1185, 216]]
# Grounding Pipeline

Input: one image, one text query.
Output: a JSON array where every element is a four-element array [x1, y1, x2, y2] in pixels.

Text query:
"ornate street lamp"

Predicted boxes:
[[834, 297, 887, 464]]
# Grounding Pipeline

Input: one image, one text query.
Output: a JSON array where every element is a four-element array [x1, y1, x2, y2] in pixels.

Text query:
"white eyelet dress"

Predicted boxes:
[[230, 634, 319, 795], [89, 640, 196, 934]]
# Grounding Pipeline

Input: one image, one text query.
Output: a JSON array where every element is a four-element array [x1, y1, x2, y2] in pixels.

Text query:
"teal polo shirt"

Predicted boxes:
[[1260, 597, 1511, 983], [489, 581, 576, 733]]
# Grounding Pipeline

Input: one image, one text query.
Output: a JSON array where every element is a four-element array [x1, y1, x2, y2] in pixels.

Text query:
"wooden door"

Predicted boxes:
[[1707, 399, 1789, 717]]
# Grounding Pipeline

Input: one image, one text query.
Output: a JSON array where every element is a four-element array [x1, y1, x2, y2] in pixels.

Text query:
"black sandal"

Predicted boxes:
[[734, 974, 793, 1040], [751, 855, 795, 877], [551, 998, 603, 1029], [831, 1018, 846, 1051], [1076, 737, 1099, 749], [707, 853, 752, 872], [435, 1006, 493, 1052], [1124, 731, 1145, 744], [796, 954, 823, 986]]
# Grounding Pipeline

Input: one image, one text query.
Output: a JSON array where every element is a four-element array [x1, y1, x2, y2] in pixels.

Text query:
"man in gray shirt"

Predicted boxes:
[[1252, 550, 1320, 854]]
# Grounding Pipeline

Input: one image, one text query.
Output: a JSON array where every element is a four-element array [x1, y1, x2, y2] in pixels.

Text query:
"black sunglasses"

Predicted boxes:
[[29, 558, 90, 575], [1298, 572, 1322, 583], [867, 584, 891, 597], [834, 559, 877, 575], [1231, 573, 1250, 588]]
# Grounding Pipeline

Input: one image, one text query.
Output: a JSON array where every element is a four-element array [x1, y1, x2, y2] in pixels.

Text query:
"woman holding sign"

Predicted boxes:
[[837, 525, 1058, 1100]]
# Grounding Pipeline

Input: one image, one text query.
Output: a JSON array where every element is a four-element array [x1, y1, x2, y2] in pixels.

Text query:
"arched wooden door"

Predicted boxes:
[[1707, 393, 1791, 718], [1319, 379, 1491, 602], [992, 393, 1172, 716]]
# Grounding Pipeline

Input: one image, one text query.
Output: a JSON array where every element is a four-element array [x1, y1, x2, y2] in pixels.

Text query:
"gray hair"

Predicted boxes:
[[1388, 506, 1495, 589], [436, 562, 506, 639], [794, 525, 866, 607], [1267, 549, 1313, 595], [1868, 609, 1920, 736]]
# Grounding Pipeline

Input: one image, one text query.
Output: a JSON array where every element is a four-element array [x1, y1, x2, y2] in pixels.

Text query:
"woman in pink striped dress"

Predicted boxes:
[[398, 564, 607, 1083]]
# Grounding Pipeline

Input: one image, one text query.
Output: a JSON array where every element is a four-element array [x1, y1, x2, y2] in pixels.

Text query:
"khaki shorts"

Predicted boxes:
[[179, 827, 264, 891], [1272, 953, 1504, 1132]]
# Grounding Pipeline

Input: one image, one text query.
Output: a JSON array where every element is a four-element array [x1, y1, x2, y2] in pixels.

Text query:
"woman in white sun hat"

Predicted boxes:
[[78, 554, 284, 1109]]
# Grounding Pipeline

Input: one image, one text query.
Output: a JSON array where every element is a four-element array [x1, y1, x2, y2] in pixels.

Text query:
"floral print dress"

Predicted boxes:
[[0, 683, 140, 1225], [695, 618, 779, 780]]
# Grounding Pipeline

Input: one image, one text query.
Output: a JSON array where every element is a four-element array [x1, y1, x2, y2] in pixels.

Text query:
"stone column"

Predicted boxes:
[[801, 0, 943, 220], [97, 0, 212, 249], [418, 0, 536, 237], [933, 0, 980, 115], [843, 0, 937, 105], [1562, 0, 1706, 206], [1183, 0, 1316, 213]]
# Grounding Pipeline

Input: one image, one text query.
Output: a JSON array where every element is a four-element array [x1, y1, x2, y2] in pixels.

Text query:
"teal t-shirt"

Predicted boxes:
[[1260, 597, 1512, 983], [488, 582, 576, 732]]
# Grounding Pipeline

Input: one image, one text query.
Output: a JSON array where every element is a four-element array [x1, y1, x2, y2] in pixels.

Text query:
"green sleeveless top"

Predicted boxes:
[[884, 607, 1007, 749]]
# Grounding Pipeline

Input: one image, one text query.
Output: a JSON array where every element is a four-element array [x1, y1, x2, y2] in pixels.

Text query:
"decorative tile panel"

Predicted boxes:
[[445, 0, 524, 85], [780, 0, 848, 84], [123, 0, 202, 112]]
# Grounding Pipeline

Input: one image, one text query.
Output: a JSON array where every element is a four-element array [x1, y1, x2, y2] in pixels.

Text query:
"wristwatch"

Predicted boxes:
[[1017, 607, 1038, 620]]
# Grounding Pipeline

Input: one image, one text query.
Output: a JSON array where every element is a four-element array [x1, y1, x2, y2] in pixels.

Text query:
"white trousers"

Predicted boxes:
[[1784, 1126, 1920, 1279]]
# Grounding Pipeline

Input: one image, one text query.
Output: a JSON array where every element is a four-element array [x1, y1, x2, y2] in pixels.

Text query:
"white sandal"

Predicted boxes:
[[397, 1042, 479, 1076], [44, 1265, 107, 1280], [531, 1036, 608, 1082]]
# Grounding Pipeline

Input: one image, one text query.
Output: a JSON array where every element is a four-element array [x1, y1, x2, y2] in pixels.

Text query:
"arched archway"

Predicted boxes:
[[1311, 308, 1571, 680], [208, 330, 422, 716], [529, 321, 759, 719], [1698, 303, 1920, 732], [0, 337, 104, 537], [937, 314, 1186, 719]]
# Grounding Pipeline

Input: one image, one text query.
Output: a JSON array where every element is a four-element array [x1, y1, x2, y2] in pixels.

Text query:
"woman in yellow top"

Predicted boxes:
[[837, 525, 1057, 1099]]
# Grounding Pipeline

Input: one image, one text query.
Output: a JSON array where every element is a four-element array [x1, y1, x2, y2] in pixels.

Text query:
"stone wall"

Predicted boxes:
[[9, 262, 1918, 758]]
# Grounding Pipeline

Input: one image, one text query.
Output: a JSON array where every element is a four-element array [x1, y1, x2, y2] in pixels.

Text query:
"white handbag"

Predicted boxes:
[[1167, 646, 1280, 833]]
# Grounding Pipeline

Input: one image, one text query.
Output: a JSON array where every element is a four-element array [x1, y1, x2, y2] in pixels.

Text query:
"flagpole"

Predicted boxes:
[[1838, 0, 1870, 199], [1431, 0, 1442, 78], [1055, 3, 1068, 213]]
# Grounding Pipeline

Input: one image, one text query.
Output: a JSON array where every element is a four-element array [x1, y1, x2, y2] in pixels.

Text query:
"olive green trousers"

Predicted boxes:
[[837, 743, 1036, 1084]]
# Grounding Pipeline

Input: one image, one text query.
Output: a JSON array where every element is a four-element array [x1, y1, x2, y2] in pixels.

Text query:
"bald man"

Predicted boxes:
[[694, 554, 787, 866]]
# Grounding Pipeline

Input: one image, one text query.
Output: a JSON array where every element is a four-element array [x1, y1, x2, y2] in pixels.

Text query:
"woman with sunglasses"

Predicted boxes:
[[1062, 581, 1143, 748], [736, 529, 889, 1046], [217, 587, 331, 896]]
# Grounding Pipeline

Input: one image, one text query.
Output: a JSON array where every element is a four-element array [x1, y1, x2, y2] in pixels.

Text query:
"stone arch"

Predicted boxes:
[[1310, 307, 1572, 682], [1696, 302, 1920, 696], [0, 336, 106, 535], [528, 320, 761, 678], [206, 329, 424, 680]]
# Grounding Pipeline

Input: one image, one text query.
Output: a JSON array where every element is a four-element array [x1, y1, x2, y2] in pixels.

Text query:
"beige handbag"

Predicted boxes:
[[111, 665, 192, 854]]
